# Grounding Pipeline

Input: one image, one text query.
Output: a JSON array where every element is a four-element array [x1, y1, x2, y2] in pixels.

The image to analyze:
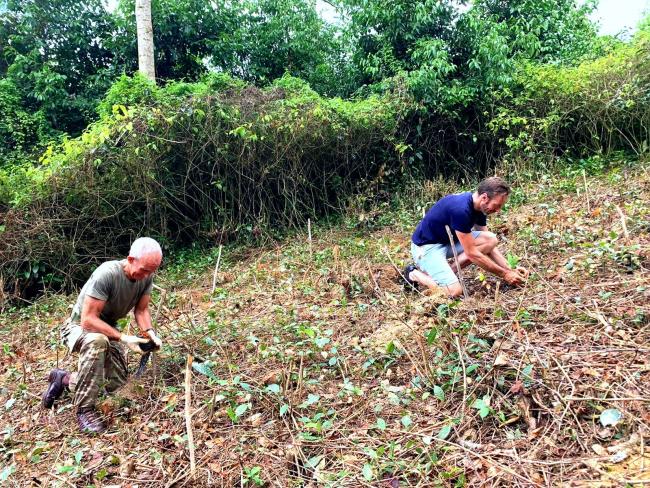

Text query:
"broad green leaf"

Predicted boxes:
[[235, 403, 249, 417], [266, 384, 281, 394], [362, 463, 373, 481], [437, 425, 452, 440]]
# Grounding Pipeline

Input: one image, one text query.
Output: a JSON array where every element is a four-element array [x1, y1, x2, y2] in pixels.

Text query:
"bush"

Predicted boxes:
[[0, 74, 412, 301], [0, 79, 55, 168], [488, 32, 650, 171]]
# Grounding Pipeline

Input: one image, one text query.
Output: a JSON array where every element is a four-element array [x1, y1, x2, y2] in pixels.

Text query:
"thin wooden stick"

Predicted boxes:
[[153, 283, 167, 320], [615, 205, 630, 241], [563, 396, 650, 402], [152, 283, 167, 382], [211, 245, 223, 294], [445, 225, 468, 299], [185, 354, 196, 477], [454, 335, 468, 417], [307, 218, 313, 259], [582, 169, 591, 213]]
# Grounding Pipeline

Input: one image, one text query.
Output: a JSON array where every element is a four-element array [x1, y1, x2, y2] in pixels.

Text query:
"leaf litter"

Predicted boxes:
[[0, 164, 649, 486]]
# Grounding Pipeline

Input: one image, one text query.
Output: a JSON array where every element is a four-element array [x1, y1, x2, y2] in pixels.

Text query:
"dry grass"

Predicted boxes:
[[1, 163, 649, 487]]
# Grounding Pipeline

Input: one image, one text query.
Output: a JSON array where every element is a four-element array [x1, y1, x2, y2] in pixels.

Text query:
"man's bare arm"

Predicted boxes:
[[133, 294, 154, 334], [80, 296, 121, 340], [457, 231, 523, 284]]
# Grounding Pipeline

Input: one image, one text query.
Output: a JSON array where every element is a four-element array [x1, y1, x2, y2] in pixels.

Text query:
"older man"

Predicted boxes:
[[406, 177, 528, 297], [42, 237, 164, 433]]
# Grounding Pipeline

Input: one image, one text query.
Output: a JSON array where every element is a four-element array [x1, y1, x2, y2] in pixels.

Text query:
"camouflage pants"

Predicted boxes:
[[65, 325, 128, 410]]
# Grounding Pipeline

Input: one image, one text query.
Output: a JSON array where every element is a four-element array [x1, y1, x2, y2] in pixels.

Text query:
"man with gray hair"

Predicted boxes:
[[42, 237, 164, 433]]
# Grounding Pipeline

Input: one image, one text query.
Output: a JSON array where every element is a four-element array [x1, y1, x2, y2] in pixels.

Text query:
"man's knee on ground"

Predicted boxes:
[[446, 282, 464, 297]]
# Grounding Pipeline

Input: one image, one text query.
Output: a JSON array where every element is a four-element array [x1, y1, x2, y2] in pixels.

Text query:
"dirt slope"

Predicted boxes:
[[1, 163, 649, 487]]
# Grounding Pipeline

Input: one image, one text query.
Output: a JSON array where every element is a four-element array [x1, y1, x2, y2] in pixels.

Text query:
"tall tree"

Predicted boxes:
[[111, 0, 237, 81], [472, 0, 599, 64], [222, 0, 345, 94], [135, 0, 156, 81], [0, 0, 115, 135]]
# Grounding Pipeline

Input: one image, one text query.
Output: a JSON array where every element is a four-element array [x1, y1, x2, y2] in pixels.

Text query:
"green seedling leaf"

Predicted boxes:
[[315, 337, 330, 348], [279, 404, 289, 416], [266, 384, 281, 394], [235, 403, 249, 418], [426, 327, 438, 345], [472, 395, 492, 419], [0, 465, 16, 482], [192, 361, 217, 380], [433, 385, 445, 401], [437, 425, 452, 440], [600, 408, 622, 427], [401, 415, 412, 428], [306, 455, 323, 469], [376, 418, 386, 431], [299, 394, 320, 408], [362, 463, 374, 481]]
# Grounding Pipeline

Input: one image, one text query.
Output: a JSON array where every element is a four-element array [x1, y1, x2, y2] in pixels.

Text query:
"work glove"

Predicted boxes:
[[119, 333, 150, 353], [145, 329, 163, 349]]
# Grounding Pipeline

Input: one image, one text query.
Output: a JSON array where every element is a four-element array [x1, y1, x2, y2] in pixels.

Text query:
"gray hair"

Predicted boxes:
[[129, 237, 162, 259]]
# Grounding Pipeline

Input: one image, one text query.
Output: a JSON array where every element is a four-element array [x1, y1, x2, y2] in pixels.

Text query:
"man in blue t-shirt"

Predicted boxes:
[[406, 177, 528, 297]]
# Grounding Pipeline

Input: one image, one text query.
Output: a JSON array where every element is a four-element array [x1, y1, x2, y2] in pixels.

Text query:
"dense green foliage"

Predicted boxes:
[[0, 0, 649, 301], [0, 74, 409, 296], [0, 0, 115, 138]]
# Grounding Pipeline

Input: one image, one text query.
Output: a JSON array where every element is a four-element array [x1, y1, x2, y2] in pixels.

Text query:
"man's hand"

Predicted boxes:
[[515, 266, 530, 278], [503, 269, 525, 286], [120, 333, 149, 353], [146, 329, 163, 349]]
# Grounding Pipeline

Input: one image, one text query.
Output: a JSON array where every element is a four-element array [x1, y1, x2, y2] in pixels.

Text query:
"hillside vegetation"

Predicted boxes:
[[1, 161, 648, 486], [1, 25, 648, 303]]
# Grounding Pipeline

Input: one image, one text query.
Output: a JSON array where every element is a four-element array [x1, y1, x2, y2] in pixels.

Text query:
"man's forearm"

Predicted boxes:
[[134, 308, 153, 334], [81, 316, 121, 340], [467, 251, 508, 278], [488, 246, 511, 270]]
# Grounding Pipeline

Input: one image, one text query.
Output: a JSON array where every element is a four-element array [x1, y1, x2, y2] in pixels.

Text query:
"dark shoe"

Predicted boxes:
[[403, 264, 419, 290], [42, 368, 69, 409], [76, 407, 106, 434]]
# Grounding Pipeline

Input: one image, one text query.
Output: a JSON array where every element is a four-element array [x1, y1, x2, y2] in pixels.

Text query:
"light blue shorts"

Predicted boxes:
[[411, 231, 481, 286]]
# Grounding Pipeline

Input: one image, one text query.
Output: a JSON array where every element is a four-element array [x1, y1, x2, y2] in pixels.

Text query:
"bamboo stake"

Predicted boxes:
[[152, 283, 167, 382], [184, 355, 196, 477], [307, 218, 313, 259], [582, 169, 591, 213], [615, 205, 630, 241], [445, 225, 468, 299], [454, 335, 468, 416], [211, 245, 223, 294]]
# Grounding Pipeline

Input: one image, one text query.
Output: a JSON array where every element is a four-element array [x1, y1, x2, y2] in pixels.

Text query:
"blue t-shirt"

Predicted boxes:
[[412, 192, 487, 246]]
